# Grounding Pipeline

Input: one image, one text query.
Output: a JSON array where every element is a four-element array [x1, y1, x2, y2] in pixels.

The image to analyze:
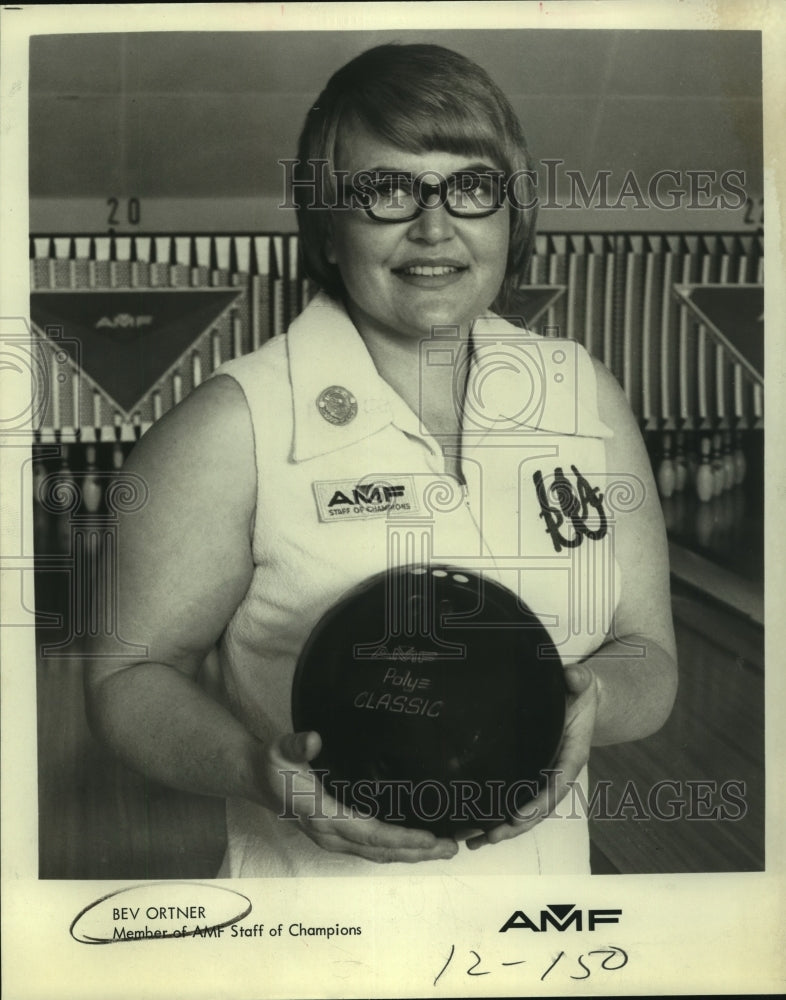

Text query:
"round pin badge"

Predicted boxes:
[[316, 385, 358, 426]]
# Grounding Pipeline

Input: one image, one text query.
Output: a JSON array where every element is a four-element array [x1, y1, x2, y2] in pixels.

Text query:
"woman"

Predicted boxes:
[[86, 44, 677, 877]]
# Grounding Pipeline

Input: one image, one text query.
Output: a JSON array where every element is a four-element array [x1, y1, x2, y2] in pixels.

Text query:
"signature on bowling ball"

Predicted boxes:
[[369, 645, 437, 663]]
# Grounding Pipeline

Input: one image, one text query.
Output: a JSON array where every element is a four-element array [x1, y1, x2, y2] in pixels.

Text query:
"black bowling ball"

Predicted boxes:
[[291, 565, 565, 836]]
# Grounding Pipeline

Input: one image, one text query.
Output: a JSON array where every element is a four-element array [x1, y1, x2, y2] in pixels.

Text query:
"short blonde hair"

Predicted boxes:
[[293, 43, 538, 314]]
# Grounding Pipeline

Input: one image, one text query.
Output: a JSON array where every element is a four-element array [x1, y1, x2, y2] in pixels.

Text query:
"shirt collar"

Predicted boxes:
[[287, 293, 400, 463], [468, 315, 613, 439], [286, 293, 611, 463]]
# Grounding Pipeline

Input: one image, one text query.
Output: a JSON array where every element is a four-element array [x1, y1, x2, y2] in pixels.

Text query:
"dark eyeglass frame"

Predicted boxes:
[[348, 169, 508, 223]]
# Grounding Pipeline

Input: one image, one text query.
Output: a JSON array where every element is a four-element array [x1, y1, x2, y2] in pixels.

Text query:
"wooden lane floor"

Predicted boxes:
[[588, 578, 764, 874], [36, 577, 763, 879], [37, 656, 228, 879], [36, 578, 227, 880], [37, 657, 228, 879]]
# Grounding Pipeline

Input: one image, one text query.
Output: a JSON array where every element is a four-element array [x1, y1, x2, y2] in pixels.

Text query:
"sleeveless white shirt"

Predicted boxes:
[[213, 293, 618, 877]]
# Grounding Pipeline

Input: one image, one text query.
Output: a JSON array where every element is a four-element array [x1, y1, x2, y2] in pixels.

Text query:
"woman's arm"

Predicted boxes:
[[84, 375, 262, 800], [583, 355, 678, 745], [84, 376, 457, 864]]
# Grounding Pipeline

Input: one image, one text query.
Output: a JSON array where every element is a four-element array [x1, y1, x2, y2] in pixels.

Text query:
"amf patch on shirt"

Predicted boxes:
[[313, 476, 421, 522]]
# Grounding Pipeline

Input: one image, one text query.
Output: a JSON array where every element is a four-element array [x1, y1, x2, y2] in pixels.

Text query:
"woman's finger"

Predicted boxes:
[[307, 810, 456, 853], [274, 730, 322, 765], [310, 828, 459, 864]]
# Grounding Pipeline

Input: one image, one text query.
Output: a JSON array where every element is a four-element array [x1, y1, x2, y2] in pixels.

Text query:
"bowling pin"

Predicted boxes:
[[55, 446, 75, 553], [695, 437, 714, 503], [82, 445, 103, 514], [694, 498, 716, 548], [731, 484, 746, 527], [660, 494, 676, 533], [733, 431, 747, 486], [674, 431, 688, 492], [686, 436, 699, 490], [672, 488, 687, 536], [722, 431, 735, 491], [81, 445, 105, 574], [711, 433, 725, 496], [656, 433, 676, 499], [112, 441, 125, 474], [720, 488, 735, 536]]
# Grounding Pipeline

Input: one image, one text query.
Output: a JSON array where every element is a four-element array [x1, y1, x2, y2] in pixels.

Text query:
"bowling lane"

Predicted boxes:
[[36, 580, 226, 879], [588, 578, 764, 874], [37, 660, 227, 879], [35, 579, 763, 878]]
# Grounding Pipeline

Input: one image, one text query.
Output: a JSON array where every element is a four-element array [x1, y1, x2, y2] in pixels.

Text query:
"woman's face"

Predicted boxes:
[[327, 120, 510, 345]]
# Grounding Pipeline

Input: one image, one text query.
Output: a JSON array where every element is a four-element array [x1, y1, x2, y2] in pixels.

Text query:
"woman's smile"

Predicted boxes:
[[391, 256, 469, 287]]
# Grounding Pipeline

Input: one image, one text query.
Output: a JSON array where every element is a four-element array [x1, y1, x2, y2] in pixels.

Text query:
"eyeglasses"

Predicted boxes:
[[346, 169, 508, 223]]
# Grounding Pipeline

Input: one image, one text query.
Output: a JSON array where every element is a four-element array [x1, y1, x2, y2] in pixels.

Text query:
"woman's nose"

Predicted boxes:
[[407, 200, 456, 243]]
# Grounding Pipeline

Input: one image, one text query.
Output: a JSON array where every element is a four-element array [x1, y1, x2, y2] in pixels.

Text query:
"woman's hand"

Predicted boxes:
[[260, 730, 460, 865], [465, 663, 599, 851]]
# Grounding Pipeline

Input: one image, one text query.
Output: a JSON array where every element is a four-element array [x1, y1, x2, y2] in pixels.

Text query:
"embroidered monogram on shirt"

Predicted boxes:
[[532, 465, 608, 553]]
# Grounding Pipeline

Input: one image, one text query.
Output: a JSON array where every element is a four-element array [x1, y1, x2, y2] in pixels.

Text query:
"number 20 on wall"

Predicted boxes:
[[107, 197, 141, 228]]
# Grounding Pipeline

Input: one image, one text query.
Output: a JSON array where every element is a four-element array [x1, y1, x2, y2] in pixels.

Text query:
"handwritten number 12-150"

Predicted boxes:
[[433, 944, 628, 985]]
